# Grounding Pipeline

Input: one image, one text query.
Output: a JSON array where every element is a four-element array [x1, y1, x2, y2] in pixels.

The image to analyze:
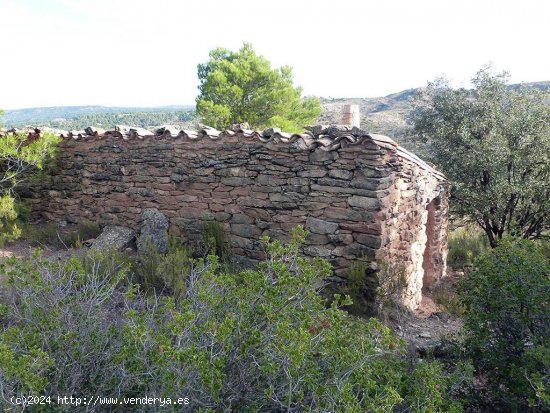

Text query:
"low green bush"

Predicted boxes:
[[133, 235, 193, 296], [447, 226, 489, 269], [335, 259, 407, 321], [199, 220, 232, 262], [0, 227, 463, 412], [432, 281, 465, 317], [537, 238, 550, 260], [459, 238, 550, 411]]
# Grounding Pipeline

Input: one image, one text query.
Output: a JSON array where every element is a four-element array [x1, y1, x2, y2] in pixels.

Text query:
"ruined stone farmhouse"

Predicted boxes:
[[24, 109, 449, 310]]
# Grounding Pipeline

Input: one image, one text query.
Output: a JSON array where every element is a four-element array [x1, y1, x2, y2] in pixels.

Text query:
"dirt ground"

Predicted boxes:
[[0, 239, 88, 261], [395, 294, 463, 355]]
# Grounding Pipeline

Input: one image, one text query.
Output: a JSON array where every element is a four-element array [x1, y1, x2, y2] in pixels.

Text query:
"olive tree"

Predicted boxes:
[[411, 68, 550, 247], [196, 43, 321, 132]]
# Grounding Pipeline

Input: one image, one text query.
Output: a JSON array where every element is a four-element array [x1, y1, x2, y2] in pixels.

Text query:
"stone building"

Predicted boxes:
[[25, 123, 449, 310]]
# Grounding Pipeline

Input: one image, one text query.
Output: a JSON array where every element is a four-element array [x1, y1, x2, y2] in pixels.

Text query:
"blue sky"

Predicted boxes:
[[1, 0, 549, 109]]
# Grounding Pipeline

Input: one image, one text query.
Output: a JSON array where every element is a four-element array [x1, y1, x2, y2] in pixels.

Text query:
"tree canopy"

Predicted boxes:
[[411, 68, 550, 247], [195, 43, 321, 132], [0, 114, 60, 241]]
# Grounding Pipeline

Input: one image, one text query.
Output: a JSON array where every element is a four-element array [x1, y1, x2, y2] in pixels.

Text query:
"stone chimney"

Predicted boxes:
[[342, 104, 360, 128]]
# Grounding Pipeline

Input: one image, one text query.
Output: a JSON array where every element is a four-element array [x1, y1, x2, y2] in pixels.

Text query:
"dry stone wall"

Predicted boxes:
[[29, 127, 449, 309]]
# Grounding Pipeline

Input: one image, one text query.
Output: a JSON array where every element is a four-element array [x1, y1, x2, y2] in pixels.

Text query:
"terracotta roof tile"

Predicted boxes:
[[1, 124, 445, 180]]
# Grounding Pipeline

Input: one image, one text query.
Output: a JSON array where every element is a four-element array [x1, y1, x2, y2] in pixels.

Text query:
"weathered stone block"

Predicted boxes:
[[287, 177, 310, 186], [215, 212, 232, 222], [220, 177, 251, 186], [257, 174, 287, 186], [333, 243, 376, 260], [324, 207, 356, 221], [304, 245, 332, 257], [328, 169, 353, 180], [230, 214, 254, 224], [355, 234, 382, 249], [305, 217, 338, 234], [309, 149, 339, 162], [348, 196, 381, 210], [306, 233, 330, 245], [328, 233, 354, 244], [231, 235, 253, 249], [297, 169, 327, 178], [230, 223, 262, 238], [269, 192, 305, 203], [317, 178, 350, 188]]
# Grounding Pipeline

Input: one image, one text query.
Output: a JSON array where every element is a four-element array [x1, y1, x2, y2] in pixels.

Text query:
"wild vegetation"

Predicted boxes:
[[0, 228, 465, 412], [411, 67, 550, 247], [2, 105, 194, 128], [196, 43, 321, 132], [411, 69, 550, 411], [0, 118, 60, 243], [459, 238, 550, 411], [1, 66, 550, 412], [446, 225, 489, 269], [5, 110, 198, 132], [46, 110, 198, 131]]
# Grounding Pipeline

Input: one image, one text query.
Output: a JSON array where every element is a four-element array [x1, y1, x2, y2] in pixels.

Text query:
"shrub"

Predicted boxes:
[[18, 221, 56, 246], [337, 259, 407, 320], [0, 249, 131, 409], [447, 225, 489, 269], [59, 222, 103, 248], [133, 235, 193, 296], [0, 130, 61, 244], [0, 227, 463, 412], [339, 259, 376, 316], [459, 238, 550, 411], [538, 238, 550, 260], [199, 220, 232, 262], [431, 281, 465, 317]]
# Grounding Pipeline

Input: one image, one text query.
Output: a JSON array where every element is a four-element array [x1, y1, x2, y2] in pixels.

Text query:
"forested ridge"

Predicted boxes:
[[3, 106, 196, 130]]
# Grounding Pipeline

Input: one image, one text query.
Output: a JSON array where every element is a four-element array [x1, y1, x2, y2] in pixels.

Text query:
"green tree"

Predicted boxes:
[[459, 238, 550, 411], [411, 67, 550, 247], [0, 114, 60, 241], [196, 43, 321, 132]]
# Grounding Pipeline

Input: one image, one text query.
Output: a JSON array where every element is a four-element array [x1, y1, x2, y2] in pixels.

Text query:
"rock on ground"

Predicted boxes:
[[92, 226, 135, 251], [137, 208, 169, 254]]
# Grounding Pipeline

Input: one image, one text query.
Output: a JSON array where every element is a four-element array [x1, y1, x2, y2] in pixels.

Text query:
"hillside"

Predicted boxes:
[[2, 105, 195, 128], [319, 88, 416, 139], [320, 80, 550, 154], [3, 80, 549, 141]]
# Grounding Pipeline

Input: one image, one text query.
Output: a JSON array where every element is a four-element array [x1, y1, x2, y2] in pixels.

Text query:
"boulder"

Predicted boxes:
[[137, 208, 169, 253], [92, 226, 135, 251]]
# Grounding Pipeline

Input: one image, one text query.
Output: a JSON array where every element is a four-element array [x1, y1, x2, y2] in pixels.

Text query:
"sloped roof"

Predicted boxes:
[[1, 124, 446, 180]]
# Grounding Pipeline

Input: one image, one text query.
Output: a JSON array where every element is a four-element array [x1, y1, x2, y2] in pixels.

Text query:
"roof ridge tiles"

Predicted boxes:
[[0, 125, 445, 181]]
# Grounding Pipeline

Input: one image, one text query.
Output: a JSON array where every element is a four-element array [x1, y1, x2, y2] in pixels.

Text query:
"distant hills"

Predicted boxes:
[[321, 80, 550, 138], [3, 80, 549, 143], [319, 88, 417, 140], [2, 105, 195, 128], [320, 80, 550, 153]]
